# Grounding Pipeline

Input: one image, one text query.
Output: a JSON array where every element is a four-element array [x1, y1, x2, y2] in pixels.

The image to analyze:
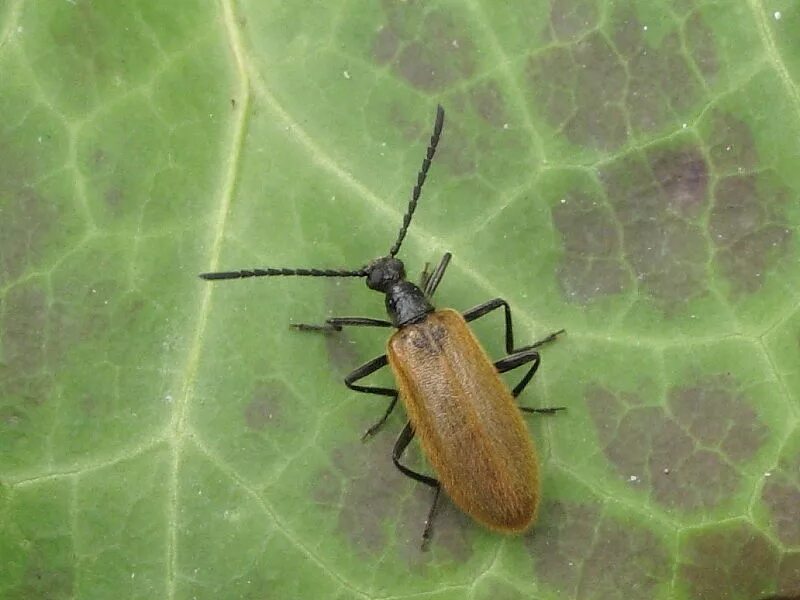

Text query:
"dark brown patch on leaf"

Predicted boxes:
[[372, 3, 477, 92], [1, 282, 54, 418], [474, 578, 529, 600], [596, 143, 710, 309], [0, 188, 57, 283], [243, 382, 284, 431], [778, 552, 800, 597], [549, 0, 599, 43], [526, 500, 670, 599], [710, 173, 793, 295], [564, 32, 627, 150], [469, 80, 508, 127], [372, 25, 400, 64], [554, 112, 790, 310], [552, 192, 630, 304], [706, 111, 759, 174], [586, 376, 767, 511], [648, 146, 709, 218], [678, 521, 779, 600], [317, 429, 473, 563], [527, 46, 575, 128], [3, 283, 48, 377], [762, 433, 800, 546], [683, 10, 719, 82], [702, 108, 794, 295], [529, 4, 717, 149]]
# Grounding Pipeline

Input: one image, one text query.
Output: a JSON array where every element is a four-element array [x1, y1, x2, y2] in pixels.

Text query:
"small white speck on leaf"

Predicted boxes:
[[663, 468, 670, 474], [343, 70, 351, 79], [643, 25, 648, 31], [682, 123, 688, 128], [774, 11, 781, 20], [560, 198, 567, 204], [765, 471, 772, 477], [503, 123, 509, 130], [629, 475, 639, 482]]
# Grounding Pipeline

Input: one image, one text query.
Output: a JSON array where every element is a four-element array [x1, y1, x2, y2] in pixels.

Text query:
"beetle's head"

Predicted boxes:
[[365, 256, 406, 293]]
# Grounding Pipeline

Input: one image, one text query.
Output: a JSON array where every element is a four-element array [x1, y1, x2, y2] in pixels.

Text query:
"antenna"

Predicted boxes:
[[199, 267, 366, 281], [388, 104, 445, 258], [199, 105, 445, 282]]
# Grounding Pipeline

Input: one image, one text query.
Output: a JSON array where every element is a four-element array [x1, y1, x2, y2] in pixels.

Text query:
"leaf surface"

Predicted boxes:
[[1, 1, 799, 599]]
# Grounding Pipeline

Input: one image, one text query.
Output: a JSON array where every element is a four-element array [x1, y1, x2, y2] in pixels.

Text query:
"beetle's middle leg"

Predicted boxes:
[[494, 349, 565, 414], [393, 421, 441, 549], [462, 297, 564, 354], [341, 354, 402, 440]]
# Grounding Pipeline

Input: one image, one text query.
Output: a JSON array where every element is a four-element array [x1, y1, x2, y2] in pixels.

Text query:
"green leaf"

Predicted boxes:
[[1, 0, 799, 598]]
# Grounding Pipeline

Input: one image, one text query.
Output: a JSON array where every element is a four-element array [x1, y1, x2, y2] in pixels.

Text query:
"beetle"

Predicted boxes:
[[200, 105, 564, 547]]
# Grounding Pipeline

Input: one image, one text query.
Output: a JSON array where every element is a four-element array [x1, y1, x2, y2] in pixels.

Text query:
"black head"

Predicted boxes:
[[365, 256, 433, 327], [365, 256, 405, 293], [199, 105, 446, 326]]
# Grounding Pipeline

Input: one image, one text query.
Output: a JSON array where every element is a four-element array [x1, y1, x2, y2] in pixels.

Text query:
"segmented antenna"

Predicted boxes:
[[388, 104, 445, 258], [199, 267, 366, 281], [199, 105, 444, 283]]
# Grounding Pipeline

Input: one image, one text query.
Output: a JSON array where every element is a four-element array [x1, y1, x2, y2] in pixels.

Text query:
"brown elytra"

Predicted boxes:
[[388, 309, 539, 531]]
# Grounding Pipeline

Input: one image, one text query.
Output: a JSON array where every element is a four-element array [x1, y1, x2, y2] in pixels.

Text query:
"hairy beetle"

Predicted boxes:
[[201, 106, 564, 547]]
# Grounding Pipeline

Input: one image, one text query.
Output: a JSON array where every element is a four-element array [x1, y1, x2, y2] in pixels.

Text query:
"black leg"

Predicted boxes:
[[495, 347, 541, 398], [495, 349, 566, 412], [421, 485, 442, 551], [462, 297, 564, 354], [343, 354, 400, 439], [392, 422, 442, 550], [423, 252, 452, 297], [361, 395, 398, 441], [392, 422, 438, 487], [418, 261, 431, 291], [292, 316, 392, 333]]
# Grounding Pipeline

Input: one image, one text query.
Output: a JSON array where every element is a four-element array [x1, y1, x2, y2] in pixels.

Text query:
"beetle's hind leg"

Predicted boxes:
[[495, 349, 565, 413], [342, 354, 401, 440], [291, 316, 392, 333], [393, 421, 441, 550]]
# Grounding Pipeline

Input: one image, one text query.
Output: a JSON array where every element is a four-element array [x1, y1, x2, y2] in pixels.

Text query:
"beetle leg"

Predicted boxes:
[[422, 252, 452, 297], [343, 354, 401, 439], [495, 349, 566, 413], [292, 316, 392, 333], [462, 298, 565, 354], [418, 261, 431, 290], [361, 395, 399, 441], [421, 485, 442, 551], [392, 422, 439, 487], [392, 421, 442, 549]]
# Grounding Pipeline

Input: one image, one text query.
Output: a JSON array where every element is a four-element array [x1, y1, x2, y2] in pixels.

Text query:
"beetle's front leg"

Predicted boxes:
[[291, 316, 392, 333]]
